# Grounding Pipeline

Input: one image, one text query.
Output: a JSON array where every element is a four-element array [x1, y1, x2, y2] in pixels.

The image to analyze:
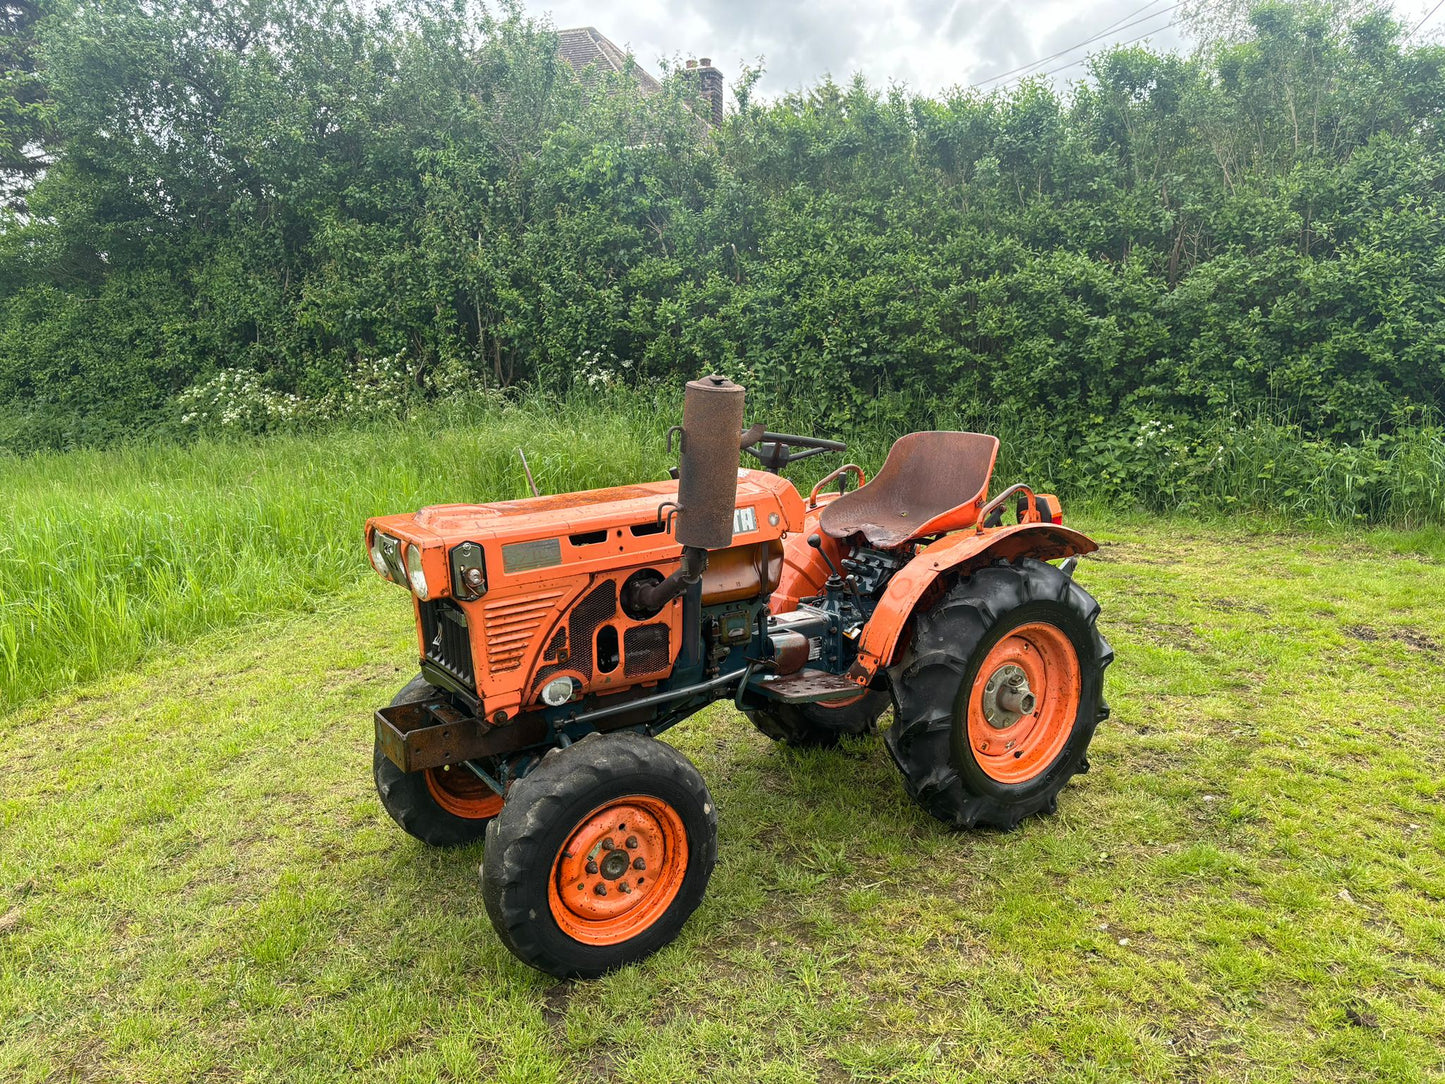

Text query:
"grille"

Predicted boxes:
[[624, 623, 671, 678], [532, 579, 619, 694], [564, 580, 618, 676], [543, 626, 567, 661], [419, 599, 476, 688], [482, 590, 566, 672]]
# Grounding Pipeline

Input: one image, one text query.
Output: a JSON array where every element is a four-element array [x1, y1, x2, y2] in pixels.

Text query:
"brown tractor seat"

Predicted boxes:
[[818, 431, 1000, 549]]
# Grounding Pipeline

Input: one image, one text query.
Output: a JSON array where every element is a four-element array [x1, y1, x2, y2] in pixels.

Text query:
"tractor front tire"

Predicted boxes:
[[481, 731, 717, 979], [373, 674, 504, 847], [745, 691, 888, 748], [886, 559, 1112, 829]]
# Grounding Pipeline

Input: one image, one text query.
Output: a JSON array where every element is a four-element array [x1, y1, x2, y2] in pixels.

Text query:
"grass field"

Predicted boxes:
[[5, 387, 1443, 717], [2, 516, 1443, 1082]]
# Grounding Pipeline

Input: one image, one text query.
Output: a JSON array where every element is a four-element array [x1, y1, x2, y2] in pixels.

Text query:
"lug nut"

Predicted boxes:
[[632, 857, 646, 871], [625, 836, 639, 850], [585, 859, 598, 875], [601, 838, 615, 851], [618, 882, 632, 894], [594, 883, 607, 896]]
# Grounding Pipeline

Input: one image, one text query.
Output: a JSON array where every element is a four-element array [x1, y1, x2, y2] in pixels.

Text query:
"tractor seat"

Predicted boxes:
[[818, 431, 1000, 549]]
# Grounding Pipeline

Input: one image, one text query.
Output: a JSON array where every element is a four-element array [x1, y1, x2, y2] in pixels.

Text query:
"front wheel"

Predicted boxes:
[[374, 674, 505, 847], [886, 558, 1112, 829], [480, 731, 718, 979]]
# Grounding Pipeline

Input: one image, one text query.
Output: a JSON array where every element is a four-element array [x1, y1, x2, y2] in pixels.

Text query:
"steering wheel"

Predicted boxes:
[[742, 431, 847, 474]]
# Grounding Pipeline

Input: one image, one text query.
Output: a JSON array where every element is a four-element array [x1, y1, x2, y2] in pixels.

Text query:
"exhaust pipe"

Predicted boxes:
[[625, 376, 749, 619], [674, 375, 747, 550]]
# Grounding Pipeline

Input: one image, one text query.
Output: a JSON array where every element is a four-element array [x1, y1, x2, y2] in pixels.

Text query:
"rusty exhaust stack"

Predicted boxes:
[[675, 375, 746, 549], [625, 376, 749, 621]]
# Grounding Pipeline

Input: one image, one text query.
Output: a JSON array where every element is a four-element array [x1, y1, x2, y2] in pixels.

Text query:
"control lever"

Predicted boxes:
[[807, 533, 842, 579], [808, 534, 864, 606]]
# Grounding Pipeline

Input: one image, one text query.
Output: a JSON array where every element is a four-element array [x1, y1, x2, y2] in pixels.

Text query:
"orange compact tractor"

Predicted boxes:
[[367, 377, 1112, 977]]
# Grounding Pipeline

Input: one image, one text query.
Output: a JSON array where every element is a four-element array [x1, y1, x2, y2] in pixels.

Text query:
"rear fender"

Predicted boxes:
[[847, 523, 1098, 683]]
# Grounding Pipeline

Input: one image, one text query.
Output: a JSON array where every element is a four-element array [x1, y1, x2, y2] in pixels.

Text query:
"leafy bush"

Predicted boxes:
[[1, 0, 1443, 523]]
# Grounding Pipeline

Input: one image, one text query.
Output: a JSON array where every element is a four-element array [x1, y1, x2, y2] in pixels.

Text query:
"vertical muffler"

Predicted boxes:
[[675, 375, 746, 549], [623, 375, 752, 622]]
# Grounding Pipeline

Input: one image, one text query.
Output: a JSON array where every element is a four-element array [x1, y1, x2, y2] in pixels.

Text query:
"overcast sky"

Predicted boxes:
[[524, 0, 1441, 99]]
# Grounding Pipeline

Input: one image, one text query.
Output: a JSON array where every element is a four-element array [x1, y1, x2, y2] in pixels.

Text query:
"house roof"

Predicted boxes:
[[556, 27, 662, 93]]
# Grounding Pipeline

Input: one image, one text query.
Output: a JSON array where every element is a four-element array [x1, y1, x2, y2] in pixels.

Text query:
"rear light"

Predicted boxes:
[[1036, 494, 1064, 525]]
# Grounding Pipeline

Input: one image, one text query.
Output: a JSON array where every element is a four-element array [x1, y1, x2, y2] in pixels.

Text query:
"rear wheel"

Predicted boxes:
[[374, 674, 504, 846], [481, 732, 717, 978], [745, 689, 888, 747], [886, 559, 1112, 829]]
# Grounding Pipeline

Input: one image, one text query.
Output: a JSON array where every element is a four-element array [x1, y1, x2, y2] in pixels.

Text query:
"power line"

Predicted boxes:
[[974, 0, 1171, 85], [998, 21, 1179, 89], [1408, 0, 1445, 38], [975, 0, 1182, 87]]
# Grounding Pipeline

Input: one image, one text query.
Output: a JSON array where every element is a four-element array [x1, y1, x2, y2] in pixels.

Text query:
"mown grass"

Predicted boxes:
[[1, 518, 1442, 1081]]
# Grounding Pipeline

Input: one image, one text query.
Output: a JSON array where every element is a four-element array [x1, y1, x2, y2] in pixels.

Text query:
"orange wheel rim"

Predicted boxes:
[[547, 795, 688, 945], [425, 765, 505, 819], [966, 621, 1081, 784], [815, 690, 869, 710]]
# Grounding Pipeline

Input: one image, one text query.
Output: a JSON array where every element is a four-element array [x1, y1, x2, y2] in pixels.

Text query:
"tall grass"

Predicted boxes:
[[0, 390, 680, 711], [3, 386, 1443, 712]]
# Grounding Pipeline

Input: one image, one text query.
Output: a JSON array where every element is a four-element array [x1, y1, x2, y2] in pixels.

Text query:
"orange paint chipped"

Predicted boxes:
[[424, 765, 506, 819], [547, 795, 687, 945], [966, 621, 1081, 784]]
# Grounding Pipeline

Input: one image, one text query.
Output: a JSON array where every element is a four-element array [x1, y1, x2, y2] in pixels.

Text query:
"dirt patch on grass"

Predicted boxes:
[[1342, 624, 1441, 653], [1111, 617, 1209, 653], [540, 983, 573, 1028], [1209, 598, 1270, 616]]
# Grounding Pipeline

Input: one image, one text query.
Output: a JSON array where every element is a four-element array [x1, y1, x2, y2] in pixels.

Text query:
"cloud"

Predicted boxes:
[[525, 0, 1415, 98]]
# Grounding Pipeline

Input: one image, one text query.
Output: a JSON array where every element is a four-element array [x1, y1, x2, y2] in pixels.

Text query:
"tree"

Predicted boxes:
[[0, 0, 54, 209]]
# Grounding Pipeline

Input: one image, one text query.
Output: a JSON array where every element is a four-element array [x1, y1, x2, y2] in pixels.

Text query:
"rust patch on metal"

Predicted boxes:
[[375, 702, 547, 772], [819, 431, 999, 548]]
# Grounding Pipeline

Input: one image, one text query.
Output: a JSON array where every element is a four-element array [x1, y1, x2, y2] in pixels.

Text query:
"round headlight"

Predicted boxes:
[[405, 544, 430, 600], [369, 533, 390, 578]]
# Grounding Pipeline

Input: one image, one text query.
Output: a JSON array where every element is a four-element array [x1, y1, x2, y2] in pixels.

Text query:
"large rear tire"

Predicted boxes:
[[373, 674, 505, 847], [745, 689, 888, 747], [885, 559, 1112, 829], [481, 731, 717, 979]]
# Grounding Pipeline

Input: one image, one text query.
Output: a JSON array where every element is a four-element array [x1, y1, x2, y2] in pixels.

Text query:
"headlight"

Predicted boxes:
[[405, 544, 430, 600], [369, 532, 391, 578], [370, 531, 404, 583]]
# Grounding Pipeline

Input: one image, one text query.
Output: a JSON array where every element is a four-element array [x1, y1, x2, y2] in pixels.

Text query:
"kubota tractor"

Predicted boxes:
[[367, 376, 1112, 978]]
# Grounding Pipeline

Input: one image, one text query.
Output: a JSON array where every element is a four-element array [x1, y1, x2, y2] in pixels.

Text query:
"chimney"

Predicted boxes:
[[696, 58, 724, 127]]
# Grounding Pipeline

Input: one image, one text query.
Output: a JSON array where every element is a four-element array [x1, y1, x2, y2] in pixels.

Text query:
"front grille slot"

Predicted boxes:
[[419, 599, 476, 688], [483, 590, 566, 672]]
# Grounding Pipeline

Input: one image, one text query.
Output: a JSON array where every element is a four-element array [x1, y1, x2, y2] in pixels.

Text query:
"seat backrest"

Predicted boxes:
[[818, 431, 999, 549]]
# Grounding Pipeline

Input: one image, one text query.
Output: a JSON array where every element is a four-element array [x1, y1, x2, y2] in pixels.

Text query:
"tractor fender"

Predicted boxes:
[[848, 522, 1098, 683]]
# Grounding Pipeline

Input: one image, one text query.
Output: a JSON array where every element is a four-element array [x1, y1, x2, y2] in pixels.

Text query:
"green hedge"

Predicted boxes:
[[2, 1, 1443, 458]]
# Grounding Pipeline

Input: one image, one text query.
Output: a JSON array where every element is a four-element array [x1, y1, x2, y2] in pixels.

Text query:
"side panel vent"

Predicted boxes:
[[624, 623, 671, 678], [561, 580, 618, 678], [531, 579, 619, 694], [483, 590, 565, 672]]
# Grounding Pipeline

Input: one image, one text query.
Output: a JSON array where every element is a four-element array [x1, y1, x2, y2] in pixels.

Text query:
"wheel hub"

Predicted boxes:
[[981, 663, 1036, 729], [549, 796, 688, 944]]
